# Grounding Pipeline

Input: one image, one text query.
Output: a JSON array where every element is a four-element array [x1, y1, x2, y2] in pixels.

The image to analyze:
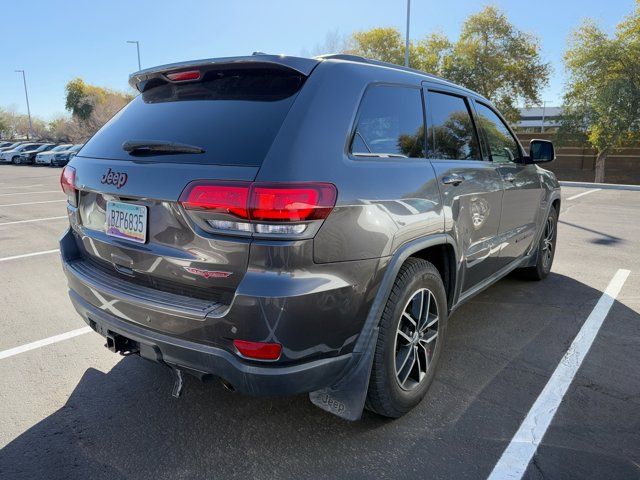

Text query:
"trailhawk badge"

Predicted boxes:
[[184, 267, 232, 279]]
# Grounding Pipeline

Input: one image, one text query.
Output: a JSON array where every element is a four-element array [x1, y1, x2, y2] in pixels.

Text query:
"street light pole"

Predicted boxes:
[[126, 40, 142, 70], [14, 70, 33, 140], [404, 0, 411, 67]]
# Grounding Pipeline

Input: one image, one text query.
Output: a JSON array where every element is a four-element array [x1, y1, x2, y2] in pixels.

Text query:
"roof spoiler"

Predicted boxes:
[[128, 54, 320, 91]]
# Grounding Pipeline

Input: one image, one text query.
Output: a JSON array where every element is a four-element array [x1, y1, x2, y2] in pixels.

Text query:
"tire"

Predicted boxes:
[[12, 156, 20, 165], [366, 257, 448, 418], [520, 206, 558, 281]]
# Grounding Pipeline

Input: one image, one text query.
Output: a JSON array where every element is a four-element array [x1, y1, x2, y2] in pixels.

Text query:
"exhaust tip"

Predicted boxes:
[[220, 378, 236, 392]]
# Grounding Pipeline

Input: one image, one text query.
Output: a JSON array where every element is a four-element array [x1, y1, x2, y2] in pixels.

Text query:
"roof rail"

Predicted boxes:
[[315, 53, 452, 84]]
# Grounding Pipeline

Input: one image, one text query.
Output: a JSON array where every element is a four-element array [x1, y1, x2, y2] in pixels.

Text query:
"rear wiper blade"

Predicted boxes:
[[122, 140, 205, 155]]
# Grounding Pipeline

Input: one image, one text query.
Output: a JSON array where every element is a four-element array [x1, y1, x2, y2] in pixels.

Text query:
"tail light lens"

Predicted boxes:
[[233, 339, 282, 361], [166, 70, 201, 82], [180, 182, 249, 218], [60, 166, 77, 207], [179, 181, 337, 236], [250, 184, 336, 221]]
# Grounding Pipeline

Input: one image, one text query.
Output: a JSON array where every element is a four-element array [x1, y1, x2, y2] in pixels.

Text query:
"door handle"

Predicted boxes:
[[442, 174, 465, 186], [503, 173, 516, 182]]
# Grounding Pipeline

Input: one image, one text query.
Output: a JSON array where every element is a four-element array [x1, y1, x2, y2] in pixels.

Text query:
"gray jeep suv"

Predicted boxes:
[[60, 54, 560, 420]]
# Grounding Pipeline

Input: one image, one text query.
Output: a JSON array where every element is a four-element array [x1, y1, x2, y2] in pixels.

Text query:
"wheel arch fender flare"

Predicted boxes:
[[309, 233, 458, 420]]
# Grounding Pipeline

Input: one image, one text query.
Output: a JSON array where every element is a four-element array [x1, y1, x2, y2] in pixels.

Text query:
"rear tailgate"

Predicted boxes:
[[72, 159, 258, 297], [68, 59, 314, 301]]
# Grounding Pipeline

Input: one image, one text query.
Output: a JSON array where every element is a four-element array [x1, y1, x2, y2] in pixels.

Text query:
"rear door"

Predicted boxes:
[[70, 63, 309, 298], [473, 101, 543, 267], [423, 85, 504, 295]]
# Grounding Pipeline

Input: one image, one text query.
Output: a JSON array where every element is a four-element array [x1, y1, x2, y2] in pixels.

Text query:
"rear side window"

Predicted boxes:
[[427, 91, 481, 160], [351, 85, 425, 158], [79, 67, 306, 166], [474, 103, 522, 163]]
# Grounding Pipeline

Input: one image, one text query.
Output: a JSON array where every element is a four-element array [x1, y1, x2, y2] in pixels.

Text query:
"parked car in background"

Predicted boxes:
[[0, 141, 25, 152], [35, 144, 73, 165], [0, 143, 45, 164], [15, 143, 56, 165], [51, 144, 83, 167], [0, 141, 16, 149], [59, 54, 560, 421]]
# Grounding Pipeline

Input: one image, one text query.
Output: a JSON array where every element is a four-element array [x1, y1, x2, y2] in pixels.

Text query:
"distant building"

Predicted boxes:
[[516, 106, 562, 132]]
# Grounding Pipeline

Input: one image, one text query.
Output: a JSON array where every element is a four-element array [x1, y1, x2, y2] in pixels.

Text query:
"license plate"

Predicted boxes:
[[106, 201, 147, 244]]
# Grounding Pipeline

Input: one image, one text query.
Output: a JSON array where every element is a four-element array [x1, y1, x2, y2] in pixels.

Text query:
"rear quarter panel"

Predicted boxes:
[[256, 61, 444, 263]]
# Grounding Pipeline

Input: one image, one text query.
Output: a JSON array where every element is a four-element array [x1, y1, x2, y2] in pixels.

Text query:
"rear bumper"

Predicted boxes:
[[60, 227, 384, 396], [70, 291, 351, 396]]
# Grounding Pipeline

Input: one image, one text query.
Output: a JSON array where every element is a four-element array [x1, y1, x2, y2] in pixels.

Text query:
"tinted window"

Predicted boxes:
[[52, 145, 72, 151], [427, 91, 480, 160], [79, 67, 306, 166], [351, 85, 425, 158], [475, 103, 521, 163]]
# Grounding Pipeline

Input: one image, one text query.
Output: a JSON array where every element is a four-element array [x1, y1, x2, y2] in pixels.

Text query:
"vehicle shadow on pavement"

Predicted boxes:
[[1, 273, 638, 480]]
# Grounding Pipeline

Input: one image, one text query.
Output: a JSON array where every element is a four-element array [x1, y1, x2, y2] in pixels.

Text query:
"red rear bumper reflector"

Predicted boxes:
[[233, 339, 282, 360]]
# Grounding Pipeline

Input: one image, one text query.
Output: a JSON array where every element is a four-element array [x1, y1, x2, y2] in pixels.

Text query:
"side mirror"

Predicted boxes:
[[529, 139, 555, 163]]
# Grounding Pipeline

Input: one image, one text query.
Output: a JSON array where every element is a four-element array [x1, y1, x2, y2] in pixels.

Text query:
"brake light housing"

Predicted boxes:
[[179, 181, 337, 238], [60, 166, 77, 207], [166, 70, 201, 82]]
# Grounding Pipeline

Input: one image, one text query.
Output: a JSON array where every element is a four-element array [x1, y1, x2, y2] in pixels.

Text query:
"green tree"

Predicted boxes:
[[346, 7, 549, 123], [560, 2, 640, 182], [442, 6, 549, 122], [64, 78, 134, 141], [350, 27, 407, 65], [65, 78, 100, 120]]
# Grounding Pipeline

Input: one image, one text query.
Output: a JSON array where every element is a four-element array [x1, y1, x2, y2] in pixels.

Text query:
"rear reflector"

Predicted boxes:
[[233, 339, 282, 361], [166, 70, 201, 82], [60, 166, 77, 207], [179, 182, 337, 222]]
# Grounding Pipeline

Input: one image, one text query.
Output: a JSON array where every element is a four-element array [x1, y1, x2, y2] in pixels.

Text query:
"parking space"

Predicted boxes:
[[0, 165, 638, 479]]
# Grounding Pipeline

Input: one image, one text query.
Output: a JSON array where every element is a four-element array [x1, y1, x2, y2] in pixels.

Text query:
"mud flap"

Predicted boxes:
[[309, 327, 378, 421]]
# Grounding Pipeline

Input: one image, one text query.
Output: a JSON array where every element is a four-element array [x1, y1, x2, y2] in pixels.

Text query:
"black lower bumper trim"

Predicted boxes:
[[70, 291, 351, 397]]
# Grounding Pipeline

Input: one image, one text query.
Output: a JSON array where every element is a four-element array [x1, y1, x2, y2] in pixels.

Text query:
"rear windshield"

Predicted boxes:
[[79, 67, 306, 166]]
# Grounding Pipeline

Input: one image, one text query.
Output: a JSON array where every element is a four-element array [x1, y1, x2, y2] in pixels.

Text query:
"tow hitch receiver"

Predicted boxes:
[[105, 332, 139, 355]]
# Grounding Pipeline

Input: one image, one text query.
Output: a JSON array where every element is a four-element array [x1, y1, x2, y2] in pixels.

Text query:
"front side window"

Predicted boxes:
[[475, 103, 522, 163], [351, 85, 425, 158], [427, 91, 481, 160]]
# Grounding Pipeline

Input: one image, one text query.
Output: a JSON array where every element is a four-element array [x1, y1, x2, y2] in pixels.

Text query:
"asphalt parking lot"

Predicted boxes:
[[0, 165, 638, 480]]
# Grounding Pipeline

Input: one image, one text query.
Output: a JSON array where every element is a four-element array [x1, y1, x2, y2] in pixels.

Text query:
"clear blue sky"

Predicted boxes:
[[2, 0, 634, 120]]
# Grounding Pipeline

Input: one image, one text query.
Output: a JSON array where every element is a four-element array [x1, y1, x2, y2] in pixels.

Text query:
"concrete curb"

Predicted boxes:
[[559, 181, 640, 191]]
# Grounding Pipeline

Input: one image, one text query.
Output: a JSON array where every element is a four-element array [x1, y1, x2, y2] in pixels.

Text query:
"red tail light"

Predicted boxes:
[[166, 70, 201, 82], [180, 182, 250, 218], [250, 184, 336, 221], [60, 166, 77, 206], [233, 339, 282, 361], [179, 182, 337, 222]]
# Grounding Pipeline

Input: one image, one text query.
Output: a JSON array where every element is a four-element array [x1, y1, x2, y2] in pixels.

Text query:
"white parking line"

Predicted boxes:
[[487, 268, 630, 480], [0, 184, 44, 189], [0, 249, 59, 262], [0, 199, 66, 207], [0, 190, 60, 196], [0, 216, 67, 226], [566, 188, 601, 201], [0, 327, 93, 361]]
